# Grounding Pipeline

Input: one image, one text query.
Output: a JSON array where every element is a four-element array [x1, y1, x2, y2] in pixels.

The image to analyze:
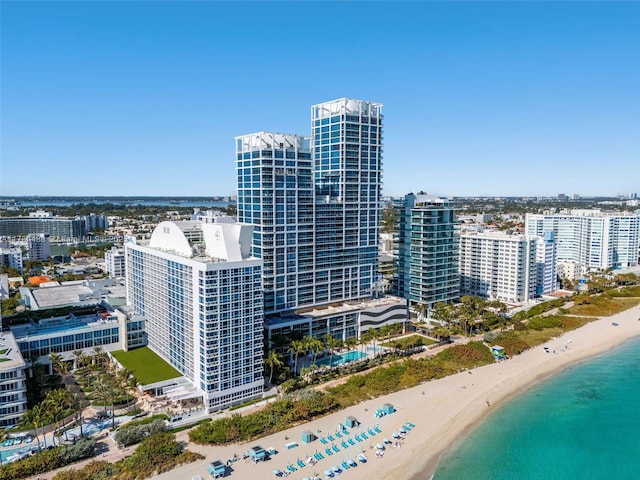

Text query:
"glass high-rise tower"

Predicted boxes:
[[311, 98, 383, 306], [237, 99, 404, 343]]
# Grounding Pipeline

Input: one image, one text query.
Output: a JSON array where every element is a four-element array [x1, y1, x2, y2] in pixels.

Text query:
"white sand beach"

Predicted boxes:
[[153, 304, 640, 480]]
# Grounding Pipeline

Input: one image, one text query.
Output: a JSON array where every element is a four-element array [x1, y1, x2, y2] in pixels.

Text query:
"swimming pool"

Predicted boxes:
[[0, 445, 36, 463], [317, 350, 366, 367]]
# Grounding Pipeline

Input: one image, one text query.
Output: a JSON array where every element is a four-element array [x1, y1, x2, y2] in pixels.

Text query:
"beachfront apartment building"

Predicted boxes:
[[459, 231, 537, 304], [535, 232, 558, 296], [235, 132, 314, 314], [236, 99, 407, 347], [525, 210, 640, 274], [393, 194, 460, 313], [125, 221, 264, 412]]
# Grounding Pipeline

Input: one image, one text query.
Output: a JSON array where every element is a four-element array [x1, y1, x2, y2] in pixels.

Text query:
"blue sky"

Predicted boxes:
[[1, 1, 638, 198]]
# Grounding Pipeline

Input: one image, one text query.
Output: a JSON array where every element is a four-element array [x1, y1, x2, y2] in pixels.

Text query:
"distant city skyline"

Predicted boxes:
[[2, 1, 638, 198]]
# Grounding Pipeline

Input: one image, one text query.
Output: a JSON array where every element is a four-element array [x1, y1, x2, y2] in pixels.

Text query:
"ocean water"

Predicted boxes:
[[433, 337, 640, 480]]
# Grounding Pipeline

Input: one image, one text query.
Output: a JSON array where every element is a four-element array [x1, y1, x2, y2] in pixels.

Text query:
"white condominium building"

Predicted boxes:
[[125, 221, 264, 412], [0, 333, 27, 428], [460, 231, 537, 304], [525, 210, 640, 272], [0, 242, 23, 272], [27, 233, 51, 261], [535, 232, 558, 295], [105, 246, 126, 278]]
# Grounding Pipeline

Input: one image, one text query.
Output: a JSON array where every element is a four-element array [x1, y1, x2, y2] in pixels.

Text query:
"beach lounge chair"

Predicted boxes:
[[324, 469, 334, 478], [335, 431, 342, 438], [341, 461, 350, 470], [355, 435, 362, 442], [348, 438, 355, 445], [368, 428, 376, 436], [361, 431, 368, 439], [341, 441, 349, 449], [374, 426, 382, 433], [327, 434, 335, 441], [287, 464, 297, 472], [357, 453, 367, 463], [297, 459, 306, 468], [331, 465, 342, 474], [332, 444, 340, 452], [347, 458, 357, 467], [325, 448, 333, 456], [384, 438, 392, 444], [406, 422, 415, 428], [320, 437, 328, 444]]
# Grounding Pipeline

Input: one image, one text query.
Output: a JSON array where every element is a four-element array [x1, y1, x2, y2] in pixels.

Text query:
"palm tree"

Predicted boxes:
[[414, 302, 428, 322], [360, 330, 373, 356], [323, 333, 341, 367], [431, 302, 453, 329], [44, 388, 72, 445], [287, 339, 305, 375], [264, 350, 284, 385], [24, 403, 48, 451], [71, 349, 87, 370], [92, 346, 108, 369], [92, 374, 115, 419], [307, 338, 324, 365], [345, 336, 358, 352], [115, 368, 138, 414], [70, 392, 86, 438], [369, 328, 381, 357], [50, 352, 70, 389]]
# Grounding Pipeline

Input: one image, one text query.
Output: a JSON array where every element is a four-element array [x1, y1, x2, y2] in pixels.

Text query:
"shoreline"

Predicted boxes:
[[153, 303, 640, 480]]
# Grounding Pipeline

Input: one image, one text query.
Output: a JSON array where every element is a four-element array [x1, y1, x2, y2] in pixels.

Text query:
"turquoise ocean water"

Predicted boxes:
[[433, 337, 640, 480]]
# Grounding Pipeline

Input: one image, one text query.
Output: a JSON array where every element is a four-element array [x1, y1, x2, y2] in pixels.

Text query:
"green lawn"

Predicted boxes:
[[111, 347, 182, 385]]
